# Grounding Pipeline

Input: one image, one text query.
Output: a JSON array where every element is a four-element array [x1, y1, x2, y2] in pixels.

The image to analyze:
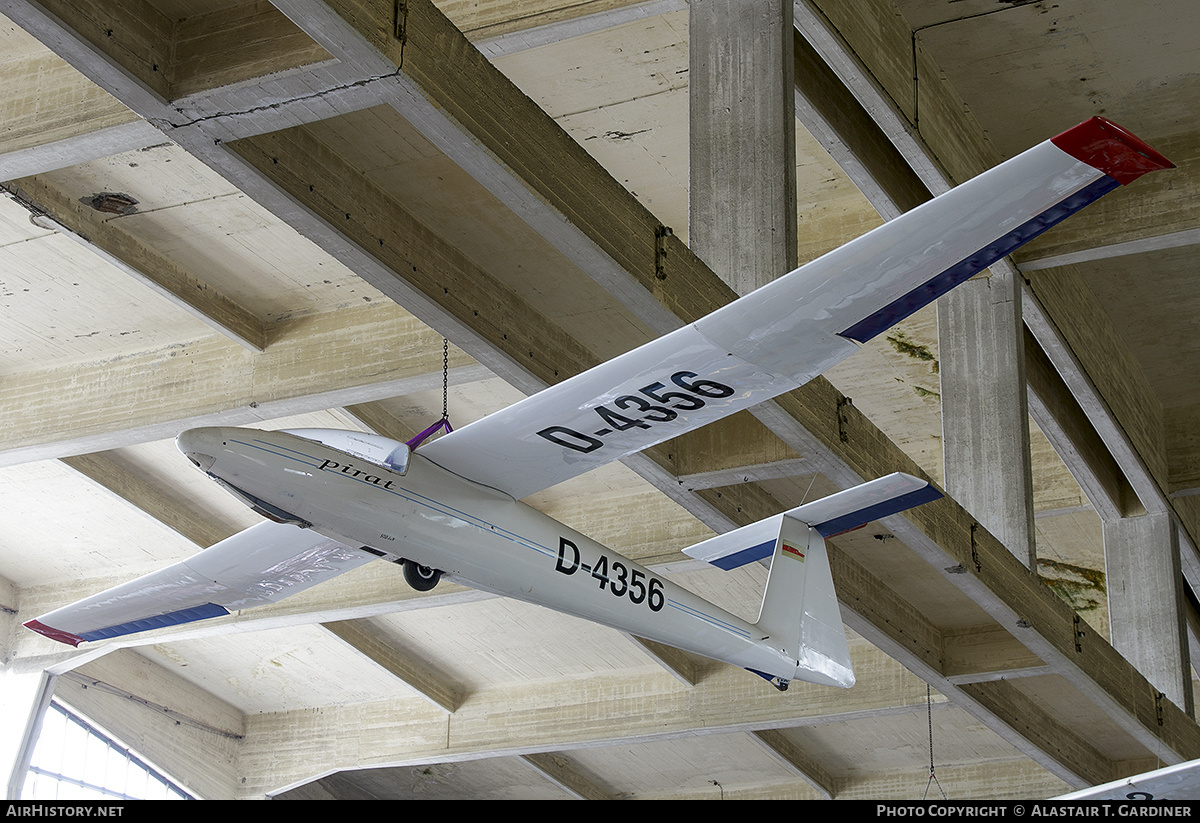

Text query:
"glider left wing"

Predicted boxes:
[[421, 118, 1172, 499], [24, 521, 372, 646]]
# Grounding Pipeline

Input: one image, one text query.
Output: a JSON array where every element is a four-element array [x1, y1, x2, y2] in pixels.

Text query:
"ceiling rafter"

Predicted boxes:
[[233, 644, 933, 796], [751, 728, 836, 799], [519, 752, 612, 800], [0, 301, 486, 466], [6, 0, 1193, 786], [320, 619, 463, 713], [4, 176, 267, 351], [60, 450, 233, 549]]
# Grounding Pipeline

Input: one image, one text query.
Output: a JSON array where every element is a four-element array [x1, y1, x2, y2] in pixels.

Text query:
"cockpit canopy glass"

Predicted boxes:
[[282, 428, 410, 474]]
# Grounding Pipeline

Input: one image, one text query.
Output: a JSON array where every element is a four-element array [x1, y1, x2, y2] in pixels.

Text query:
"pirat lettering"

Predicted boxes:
[[317, 459, 396, 489]]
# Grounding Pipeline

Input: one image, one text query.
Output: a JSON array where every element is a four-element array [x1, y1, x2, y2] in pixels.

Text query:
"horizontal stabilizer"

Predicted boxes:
[[684, 473, 940, 570], [25, 521, 373, 646]]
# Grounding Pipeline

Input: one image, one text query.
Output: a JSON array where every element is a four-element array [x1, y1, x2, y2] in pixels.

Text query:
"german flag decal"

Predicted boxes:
[[781, 542, 806, 562]]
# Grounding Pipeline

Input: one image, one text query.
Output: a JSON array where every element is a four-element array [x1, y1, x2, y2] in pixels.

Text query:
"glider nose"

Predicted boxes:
[[176, 427, 222, 472]]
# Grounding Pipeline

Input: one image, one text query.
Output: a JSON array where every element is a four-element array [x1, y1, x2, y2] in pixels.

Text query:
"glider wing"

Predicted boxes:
[[24, 521, 373, 646], [420, 118, 1171, 499]]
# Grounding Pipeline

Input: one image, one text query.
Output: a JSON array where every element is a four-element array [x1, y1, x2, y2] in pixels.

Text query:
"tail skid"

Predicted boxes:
[[683, 473, 943, 689]]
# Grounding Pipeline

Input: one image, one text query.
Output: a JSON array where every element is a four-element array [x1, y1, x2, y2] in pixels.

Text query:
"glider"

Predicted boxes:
[[26, 117, 1172, 691]]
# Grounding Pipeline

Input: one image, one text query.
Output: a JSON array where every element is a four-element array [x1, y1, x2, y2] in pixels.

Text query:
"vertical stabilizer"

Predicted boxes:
[[756, 516, 854, 688]]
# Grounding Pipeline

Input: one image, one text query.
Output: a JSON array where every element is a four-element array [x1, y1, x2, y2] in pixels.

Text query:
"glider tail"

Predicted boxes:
[[683, 473, 943, 688], [756, 515, 853, 688]]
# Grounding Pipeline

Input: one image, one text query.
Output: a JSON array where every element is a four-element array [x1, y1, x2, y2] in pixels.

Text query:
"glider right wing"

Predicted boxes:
[[419, 117, 1172, 500]]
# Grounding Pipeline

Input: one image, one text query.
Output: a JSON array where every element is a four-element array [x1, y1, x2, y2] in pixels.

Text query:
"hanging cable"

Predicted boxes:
[[442, 337, 450, 422], [923, 684, 947, 799], [406, 338, 454, 450]]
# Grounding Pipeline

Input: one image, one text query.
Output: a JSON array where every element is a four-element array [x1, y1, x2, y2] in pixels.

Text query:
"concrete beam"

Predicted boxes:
[[791, 27, 930, 221], [673, 458, 812, 492], [766, 381, 1200, 771], [792, 0, 1200, 584], [626, 636, 703, 687], [60, 451, 234, 549], [321, 620, 463, 714], [1022, 270, 1168, 511], [941, 625, 1051, 685], [248, 0, 1200, 775], [751, 728, 835, 799], [1025, 328, 1136, 522], [0, 302, 486, 466], [1020, 228, 1200, 274], [0, 32, 144, 178], [959, 678, 1117, 789], [233, 644, 929, 797], [0, 121, 165, 181], [169, 0, 332, 99], [1167, 403, 1200, 498], [470, 0, 687, 59], [663, 414, 802, 480], [3, 177, 267, 351], [520, 752, 611, 800], [788, 0, 1200, 767], [268, 0, 686, 337]]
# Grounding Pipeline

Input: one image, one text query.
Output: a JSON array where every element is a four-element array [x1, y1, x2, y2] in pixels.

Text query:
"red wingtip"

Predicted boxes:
[[24, 619, 83, 647], [1051, 117, 1174, 185]]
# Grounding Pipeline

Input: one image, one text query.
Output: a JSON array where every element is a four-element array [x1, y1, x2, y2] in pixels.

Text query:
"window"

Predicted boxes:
[[22, 700, 193, 801]]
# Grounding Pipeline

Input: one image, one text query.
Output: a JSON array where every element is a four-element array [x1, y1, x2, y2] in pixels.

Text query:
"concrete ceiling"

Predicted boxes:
[[2, 0, 1199, 800]]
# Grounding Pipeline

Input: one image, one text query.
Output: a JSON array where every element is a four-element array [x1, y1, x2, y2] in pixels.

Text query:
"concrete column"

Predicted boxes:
[[1104, 512, 1192, 715], [938, 268, 1037, 568], [689, 0, 796, 294]]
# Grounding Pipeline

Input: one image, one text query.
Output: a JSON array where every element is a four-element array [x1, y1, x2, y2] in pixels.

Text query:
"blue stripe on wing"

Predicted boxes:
[[812, 484, 944, 538], [712, 538, 777, 571], [77, 603, 231, 643], [839, 175, 1119, 344]]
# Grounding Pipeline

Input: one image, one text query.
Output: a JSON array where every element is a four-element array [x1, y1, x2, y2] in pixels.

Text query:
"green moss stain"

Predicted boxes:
[[886, 331, 939, 374], [1038, 558, 1106, 613], [886, 331, 941, 399]]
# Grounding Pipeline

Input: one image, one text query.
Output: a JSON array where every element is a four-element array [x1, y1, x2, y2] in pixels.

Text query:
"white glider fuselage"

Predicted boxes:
[[178, 427, 813, 686]]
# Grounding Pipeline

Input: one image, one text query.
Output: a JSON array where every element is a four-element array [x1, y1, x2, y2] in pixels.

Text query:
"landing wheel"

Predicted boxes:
[[403, 559, 442, 592]]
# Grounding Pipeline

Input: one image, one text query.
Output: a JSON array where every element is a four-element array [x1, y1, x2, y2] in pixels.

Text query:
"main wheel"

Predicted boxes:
[[403, 559, 442, 591]]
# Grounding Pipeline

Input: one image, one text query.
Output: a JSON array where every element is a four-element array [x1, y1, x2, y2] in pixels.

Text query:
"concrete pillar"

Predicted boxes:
[[689, 0, 796, 294], [938, 268, 1037, 568], [1104, 512, 1192, 715]]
